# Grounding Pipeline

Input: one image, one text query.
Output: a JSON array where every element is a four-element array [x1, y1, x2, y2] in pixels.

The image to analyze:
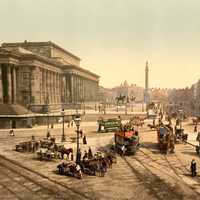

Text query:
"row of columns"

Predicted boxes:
[[0, 64, 99, 106], [69, 74, 98, 103], [40, 68, 64, 105], [0, 64, 17, 104]]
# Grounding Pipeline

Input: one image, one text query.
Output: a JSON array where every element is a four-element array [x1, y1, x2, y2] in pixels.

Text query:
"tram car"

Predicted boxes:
[[97, 118, 122, 132], [114, 130, 139, 155], [157, 125, 174, 154]]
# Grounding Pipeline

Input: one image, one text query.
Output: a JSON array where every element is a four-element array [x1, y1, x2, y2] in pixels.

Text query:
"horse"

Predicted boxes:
[[58, 147, 73, 159]]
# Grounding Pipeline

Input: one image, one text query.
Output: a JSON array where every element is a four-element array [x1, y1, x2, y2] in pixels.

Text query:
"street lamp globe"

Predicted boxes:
[[74, 115, 81, 127], [61, 108, 65, 116]]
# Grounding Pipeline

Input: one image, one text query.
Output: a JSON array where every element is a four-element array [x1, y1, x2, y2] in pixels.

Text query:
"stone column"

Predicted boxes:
[[0, 65, 2, 103], [57, 73, 60, 103], [50, 71, 52, 104], [52, 72, 55, 104], [56, 73, 59, 103], [42, 69, 45, 104], [75, 75, 78, 103], [76, 75, 78, 103], [48, 71, 51, 103], [83, 78, 85, 101], [7, 65, 12, 104], [52, 72, 54, 103], [12, 65, 17, 104], [76, 76, 79, 103], [70, 74, 74, 103], [46, 70, 49, 103], [44, 69, 46, 103], [78, 76, 80, 102], [59, 74, 62, 103]]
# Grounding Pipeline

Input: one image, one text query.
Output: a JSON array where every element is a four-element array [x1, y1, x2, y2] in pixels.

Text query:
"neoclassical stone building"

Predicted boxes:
[[0, 41, 99, 113]]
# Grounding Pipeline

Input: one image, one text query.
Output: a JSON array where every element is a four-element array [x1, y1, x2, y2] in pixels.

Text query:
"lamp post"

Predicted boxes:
[[61, 108, 66, 142], [47, 111, 50, 129], [74, 114, 81, 163], [44, 95, 50, 138]]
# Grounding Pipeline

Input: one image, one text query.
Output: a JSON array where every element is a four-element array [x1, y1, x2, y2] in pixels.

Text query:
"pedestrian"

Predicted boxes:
[[9, 129, 15, 136], [31, 135, 35, 141], [88, 147, 93, 159], [71, 120, 74, 127], [196, 132, 200, 146], [83, 135, 87, 145], [68, 122, 70, 128], [70, 153, 74, 161], [83, 150, 88, 160], [79, 129, 83, 138], [153, 119, 155, 127], [46, 130, 51, 139], [75, 163, 83, 179], [190, 159, 197, 177], [194, 125, 198, 133]]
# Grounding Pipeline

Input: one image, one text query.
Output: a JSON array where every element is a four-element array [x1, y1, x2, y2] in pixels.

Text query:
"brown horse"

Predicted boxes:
[[58, 147, 73, 159]]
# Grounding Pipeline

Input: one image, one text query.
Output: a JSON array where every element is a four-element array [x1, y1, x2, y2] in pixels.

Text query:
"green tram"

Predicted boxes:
[[97, 118, 122, 133]]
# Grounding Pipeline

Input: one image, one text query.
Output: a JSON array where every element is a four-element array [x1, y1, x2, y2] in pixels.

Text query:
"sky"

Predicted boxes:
[[0, 0, 200, 89]]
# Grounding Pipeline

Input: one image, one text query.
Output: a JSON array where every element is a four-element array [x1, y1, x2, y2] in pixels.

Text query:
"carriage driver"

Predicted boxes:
[[75, 163, 83, 178], [121, 145, 126, 156]]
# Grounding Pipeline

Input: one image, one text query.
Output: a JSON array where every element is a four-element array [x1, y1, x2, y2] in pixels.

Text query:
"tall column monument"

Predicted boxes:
[[144, 61, 150, 104]]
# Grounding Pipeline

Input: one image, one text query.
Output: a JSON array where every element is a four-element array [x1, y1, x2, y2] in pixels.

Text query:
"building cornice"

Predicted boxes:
[[2, 41, 81, 61]]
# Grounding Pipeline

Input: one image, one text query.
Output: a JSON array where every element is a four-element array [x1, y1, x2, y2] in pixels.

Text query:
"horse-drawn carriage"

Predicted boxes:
[[174, 125, 188, 143], [37, 148, 58, 160], [36, 137, 73, 161], [157, 125, 175, 154], [80, 152, 115, 176], [57, 151, 115, 179], [15, 140, 40, 153], [114, 130, 139, 155], [57, 162, 83, 179]]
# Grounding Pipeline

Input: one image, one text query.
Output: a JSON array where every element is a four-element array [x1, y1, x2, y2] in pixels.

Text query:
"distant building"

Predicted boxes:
[[0, 41, 99, 114], [150, 88, 169, 103], [191, 80, 200, 116], [116, 81, 144, 102], [99, 81, 144, 104]]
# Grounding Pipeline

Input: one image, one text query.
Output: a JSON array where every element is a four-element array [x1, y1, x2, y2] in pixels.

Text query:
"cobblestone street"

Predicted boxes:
[[0, 119, 200, 200]]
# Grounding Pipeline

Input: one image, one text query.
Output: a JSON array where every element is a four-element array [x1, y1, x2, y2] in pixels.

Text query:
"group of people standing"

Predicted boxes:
[[76, 147, 93, 163]]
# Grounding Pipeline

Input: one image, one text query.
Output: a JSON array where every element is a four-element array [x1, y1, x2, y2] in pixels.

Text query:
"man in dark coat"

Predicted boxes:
[[88, 147, 93, 159], [83, 135, 87, 145], [191, 159, 197, 177]]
